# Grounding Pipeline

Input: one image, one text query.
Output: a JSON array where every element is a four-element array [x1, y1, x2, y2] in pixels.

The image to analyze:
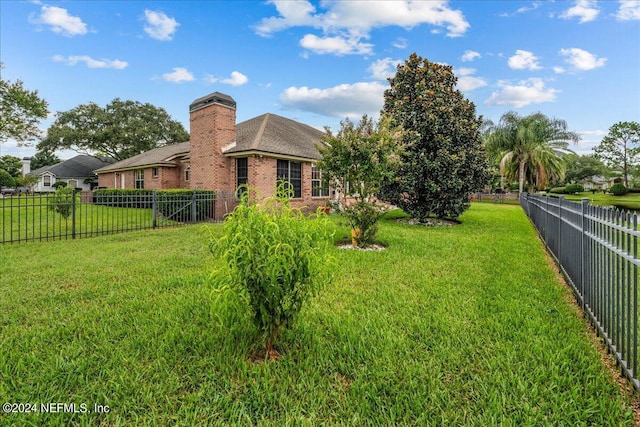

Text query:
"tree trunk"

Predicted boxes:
[[519, 160, 526, 194]]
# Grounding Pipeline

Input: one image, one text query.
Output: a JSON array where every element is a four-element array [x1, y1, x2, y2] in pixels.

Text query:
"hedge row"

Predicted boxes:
[[92, 189, 216, 221]]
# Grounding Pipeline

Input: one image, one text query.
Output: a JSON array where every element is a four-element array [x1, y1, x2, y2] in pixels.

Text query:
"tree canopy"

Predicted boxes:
[[0, 155, 22, 177], [378, 53, 489, 221], [318, 115, 404, 246], [0, 65, 49, 145], [485, 111, 579, 193], [38, 99, 189, 161], [30, 150, 61, 170], [563, 154, 604, 184], [594, 121, 640, 188]]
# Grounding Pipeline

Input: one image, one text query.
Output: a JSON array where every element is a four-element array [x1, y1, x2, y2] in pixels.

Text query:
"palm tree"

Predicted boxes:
[[485, 111, 580, 193]]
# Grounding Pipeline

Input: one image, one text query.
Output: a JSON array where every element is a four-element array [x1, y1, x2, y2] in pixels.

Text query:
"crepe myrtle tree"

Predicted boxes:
[[317, 115, 405, 247], [379, 53, 490, 221]]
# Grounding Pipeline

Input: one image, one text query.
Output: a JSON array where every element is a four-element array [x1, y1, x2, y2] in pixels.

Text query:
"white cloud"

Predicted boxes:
[[560, 0, 599, 23], [553, 66, 566, 74], [30, 5, 88, 36], [559, 48, 607, 71], [300, 34, 373, 55], [454, 68, 487, 91], [616, 1, 640, 20], [162, 67, 194, 83], [255, 1, 469, 56], [485, 78, 558, 107], [206, 71, 249, 86], [368, 58, 402, 80], [508, 50, 542, 70], [461, 50, 481, 62], [143, 10, 179, 41], [393, 37, 408, 49], [52, 55, 128, 69], [279, 81, 387, 118]]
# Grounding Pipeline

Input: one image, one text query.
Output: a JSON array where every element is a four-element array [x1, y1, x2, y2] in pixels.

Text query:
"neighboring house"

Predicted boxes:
[[95, 92, 331, 214], [28, 155, 113, 192], [581, 175, 629, 191]]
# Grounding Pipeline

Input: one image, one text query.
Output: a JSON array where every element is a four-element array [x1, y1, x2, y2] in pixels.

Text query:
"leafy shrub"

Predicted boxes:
[[564, 184, 584, 194], [339, 200, 385, 247], [549, 187, 566, 194], [0, 169, 15, 188], [52, 181, 67, 189], [609, 183, 628, 196], [209, 186, 334, 359], [47, 187, 78, 219]]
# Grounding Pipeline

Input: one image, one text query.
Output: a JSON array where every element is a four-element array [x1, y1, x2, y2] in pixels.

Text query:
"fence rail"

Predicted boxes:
[[521, 193, 640, 391], [0, 190, 229, 244]]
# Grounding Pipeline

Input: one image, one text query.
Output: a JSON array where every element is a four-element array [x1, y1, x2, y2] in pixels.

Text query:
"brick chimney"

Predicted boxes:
[[188, 92, 236, 192]]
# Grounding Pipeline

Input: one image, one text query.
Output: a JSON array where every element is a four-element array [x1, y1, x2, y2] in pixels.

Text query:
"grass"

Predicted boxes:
[[555, 191, 640, 211], [0, 203, 636, 425]]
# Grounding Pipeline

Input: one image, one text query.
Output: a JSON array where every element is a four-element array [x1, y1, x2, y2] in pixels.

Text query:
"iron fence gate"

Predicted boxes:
[[521, 193, 640, 391], [0, 190, 224, 244]]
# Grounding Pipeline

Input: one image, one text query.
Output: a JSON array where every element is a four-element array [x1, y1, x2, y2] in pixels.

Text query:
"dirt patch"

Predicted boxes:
[[336, 243, 387, 251]]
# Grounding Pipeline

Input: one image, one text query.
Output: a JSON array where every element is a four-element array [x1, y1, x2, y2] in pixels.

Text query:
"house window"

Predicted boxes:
[[43, 175, 51, 187], [277, 159, 302, 198], [152, 167, 159, 177], [236, 158, 248, 193], [185, 167, 190, 182], [67, 179, 78, 189], [135, 169, 144, 189], [311, 164, 329, 197]]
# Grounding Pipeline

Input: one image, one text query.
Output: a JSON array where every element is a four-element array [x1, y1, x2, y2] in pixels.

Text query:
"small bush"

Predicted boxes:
[[549, 187, 566, 194], [564, 184, 584, 194], [52, 181, 68, 189], [47, 187, 78, 219], [609, 183, 628, 196], [209, 185, 334, 359], [0, 169, 15, 188]]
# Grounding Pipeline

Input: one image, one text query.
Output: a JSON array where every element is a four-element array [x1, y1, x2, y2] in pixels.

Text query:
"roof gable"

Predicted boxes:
[[31, 155, 114, 178], [225, 113, 325, 160], [95, 141, 190, 173]]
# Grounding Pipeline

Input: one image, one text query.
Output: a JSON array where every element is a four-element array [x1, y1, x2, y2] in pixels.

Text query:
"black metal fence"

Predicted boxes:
[[0, 190, 225, 244], [521, 193, 640, 391]]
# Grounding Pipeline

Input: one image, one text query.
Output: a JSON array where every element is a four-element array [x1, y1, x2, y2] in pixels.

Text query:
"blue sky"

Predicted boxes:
[[1, 0, 639, 160]]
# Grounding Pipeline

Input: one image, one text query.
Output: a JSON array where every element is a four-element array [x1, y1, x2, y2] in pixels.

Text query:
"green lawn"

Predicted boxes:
[[0, 203, 635, 425], [559, 191, 640, 211]]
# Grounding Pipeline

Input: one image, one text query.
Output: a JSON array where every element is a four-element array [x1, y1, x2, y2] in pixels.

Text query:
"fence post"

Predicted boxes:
[[191, 191, 197, 223], [152, 191, 157, 229], [72, 188, 77, 239], [581, 198, 589, 310], [558, 196, 564, 262]]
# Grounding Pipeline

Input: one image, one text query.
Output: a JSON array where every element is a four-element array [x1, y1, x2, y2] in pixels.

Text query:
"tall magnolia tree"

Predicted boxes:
[[379, 53, 489, 221], [38, 99, 189, 161], [594, 121, 640, 188], [0, 64, 49, 145], [486, 111, 579, 193]]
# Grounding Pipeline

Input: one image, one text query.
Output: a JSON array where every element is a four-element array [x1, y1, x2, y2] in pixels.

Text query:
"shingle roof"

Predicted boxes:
[[225, 113, 325, 160], [31, 155, 114, 178], [95, 142, 190, 173]]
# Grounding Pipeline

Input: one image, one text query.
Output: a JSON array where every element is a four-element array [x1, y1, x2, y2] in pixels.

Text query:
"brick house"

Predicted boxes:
[[95, 92, 331, 214]]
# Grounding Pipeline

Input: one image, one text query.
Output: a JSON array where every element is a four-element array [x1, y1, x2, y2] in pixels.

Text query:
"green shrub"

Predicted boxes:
[[609, 183, 628, 196], [564, 184, 584, 194], [340, 200, 385, 247], [47, 187, 78, 219], [52, 181, 68, 189], [549, 187, 566, 194], [209, 185, 334, 359], [0, 169, 16, 188]]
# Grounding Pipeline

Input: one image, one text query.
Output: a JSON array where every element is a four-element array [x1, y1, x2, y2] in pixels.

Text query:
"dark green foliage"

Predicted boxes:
[[318, 115, 403, 246], [0, 169, 15, 187], [609, 183, 628, 196], [52, 181, 67, 189], [0, 65, 49, 145], [92, 188, 216, 221], [564, 154, 604, 183], [549, 187, 566, 194], [209, 185, 334, 358], [30, 150, 60, 170], [379, 53, 489, 221], [0, 155, 22, 177], [47, 187, 78, 219], [564, 184, 584, 194], [38, 98, 189, 161], [594, 121, 640, 188]]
